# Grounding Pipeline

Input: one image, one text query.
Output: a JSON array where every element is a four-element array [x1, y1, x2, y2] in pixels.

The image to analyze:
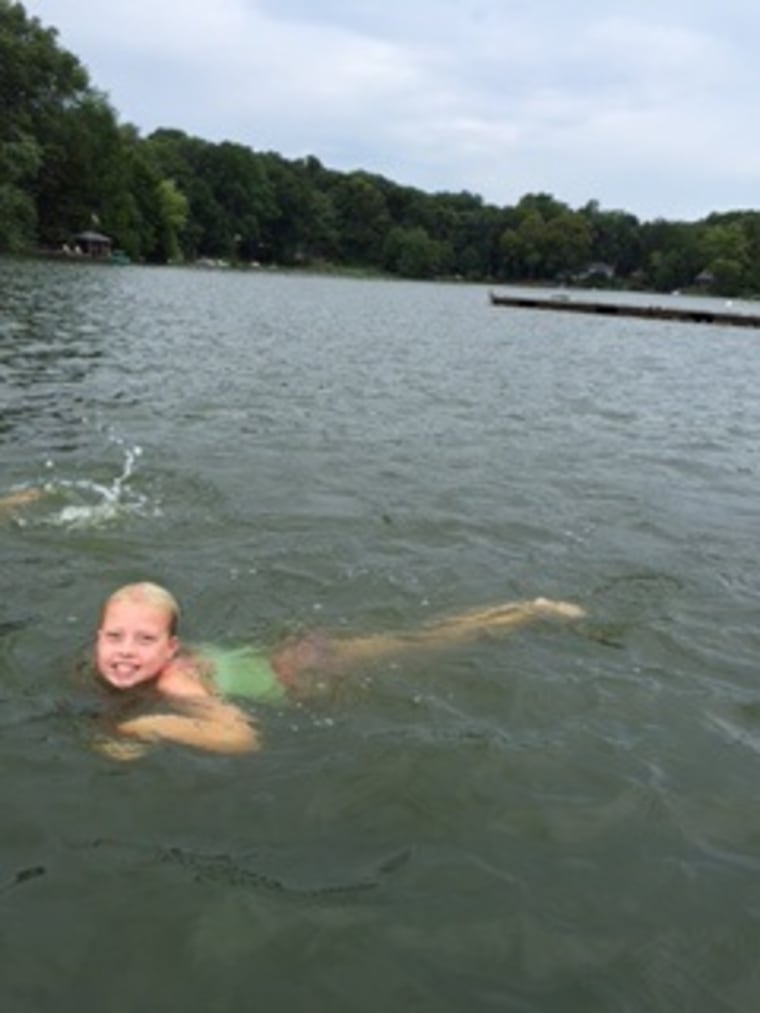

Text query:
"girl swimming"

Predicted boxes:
[[94, 582, 585, 757]]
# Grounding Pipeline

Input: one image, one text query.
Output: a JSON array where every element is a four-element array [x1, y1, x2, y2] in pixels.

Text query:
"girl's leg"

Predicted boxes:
[[269, 598, 585, 689], [324, 597, 585, 670]]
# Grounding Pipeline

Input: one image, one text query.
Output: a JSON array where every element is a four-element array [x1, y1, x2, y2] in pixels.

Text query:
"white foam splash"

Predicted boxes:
[[39, 442, 160, 531]]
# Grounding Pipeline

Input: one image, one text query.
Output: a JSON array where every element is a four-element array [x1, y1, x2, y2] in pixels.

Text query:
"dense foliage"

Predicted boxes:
[[2, 1, 759, 295]]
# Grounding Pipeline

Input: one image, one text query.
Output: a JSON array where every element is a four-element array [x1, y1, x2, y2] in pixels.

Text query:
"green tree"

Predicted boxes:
[[331, 172, 391, 266], [709, 257, 745, 296], [144, 130, 221, 258], [512, 209, 547, 278], [733, 213, 760, 293], [201, 141, 276, 260], [640, 220, 702, 292], [35, 90, 128, 247], [154, 178, 188, 262], [383, 225, 451, 278], [259, 152, 336, 264], [144, 131, 278, 261], [580, 201, 642, 275], [0, 135, 39, 249], [0, 0, 89, 250], [543, 212, 592, 277], [496, 195, 581, 281], [696, 220, 750, 293]]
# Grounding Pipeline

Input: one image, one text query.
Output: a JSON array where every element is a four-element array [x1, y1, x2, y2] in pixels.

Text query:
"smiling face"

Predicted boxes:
[[96, 597, 178, 690]]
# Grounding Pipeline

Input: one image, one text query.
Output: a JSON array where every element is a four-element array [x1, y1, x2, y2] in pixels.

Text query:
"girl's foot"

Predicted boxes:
[[532, 597, 586, 619]]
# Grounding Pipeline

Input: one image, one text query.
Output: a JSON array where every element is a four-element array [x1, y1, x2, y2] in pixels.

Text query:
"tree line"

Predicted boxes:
[[2, 0, 759, 297]]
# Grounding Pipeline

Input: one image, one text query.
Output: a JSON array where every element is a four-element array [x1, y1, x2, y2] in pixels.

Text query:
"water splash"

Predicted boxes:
[[19, 437, 161, 531]]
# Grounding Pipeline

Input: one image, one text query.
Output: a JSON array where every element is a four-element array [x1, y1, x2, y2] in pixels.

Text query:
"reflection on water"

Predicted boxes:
[[2, 257, 760, 1012]]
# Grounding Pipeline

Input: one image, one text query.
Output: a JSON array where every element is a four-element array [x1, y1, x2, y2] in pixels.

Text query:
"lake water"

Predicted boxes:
[[2, 258, 759, 1012]]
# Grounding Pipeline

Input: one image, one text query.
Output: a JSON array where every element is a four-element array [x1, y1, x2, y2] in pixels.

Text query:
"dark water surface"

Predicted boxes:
[[2, 258, 760, 1011]]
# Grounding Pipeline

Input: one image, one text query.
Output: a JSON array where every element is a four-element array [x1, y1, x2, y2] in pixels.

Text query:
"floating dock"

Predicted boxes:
[[489, 291, 760, 330]]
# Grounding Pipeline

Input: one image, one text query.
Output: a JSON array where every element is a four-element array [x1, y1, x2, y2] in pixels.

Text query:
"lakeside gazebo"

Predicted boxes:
[[73, 230, 113, 258]]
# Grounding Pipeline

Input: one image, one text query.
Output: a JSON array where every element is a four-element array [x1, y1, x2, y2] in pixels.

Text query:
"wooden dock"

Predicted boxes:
[[489, 291, 760, 330]]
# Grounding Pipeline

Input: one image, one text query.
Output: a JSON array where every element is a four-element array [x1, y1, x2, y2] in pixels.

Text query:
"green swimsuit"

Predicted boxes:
[[198, 645, 288, 705]]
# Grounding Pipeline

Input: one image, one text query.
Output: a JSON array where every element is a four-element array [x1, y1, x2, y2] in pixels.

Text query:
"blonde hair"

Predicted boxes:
[[100, 582, 181, 636]]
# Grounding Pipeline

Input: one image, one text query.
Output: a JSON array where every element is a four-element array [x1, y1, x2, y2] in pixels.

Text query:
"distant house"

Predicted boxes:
[[73, 230, 113, 258], [576, 261, 616, 282]]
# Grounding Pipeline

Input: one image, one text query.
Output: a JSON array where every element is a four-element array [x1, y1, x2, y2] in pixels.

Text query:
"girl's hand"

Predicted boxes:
[[93, 737, 149, 762], [0, 488, 44, 514]]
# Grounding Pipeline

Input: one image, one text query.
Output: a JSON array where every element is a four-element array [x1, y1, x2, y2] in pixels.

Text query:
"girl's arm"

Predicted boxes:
[[116, 697, 259, 754], [0, 488, 44, 514]]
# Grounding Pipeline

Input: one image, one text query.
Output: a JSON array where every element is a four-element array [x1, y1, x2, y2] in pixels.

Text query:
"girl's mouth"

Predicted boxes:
[[106, 663, 142, 685]]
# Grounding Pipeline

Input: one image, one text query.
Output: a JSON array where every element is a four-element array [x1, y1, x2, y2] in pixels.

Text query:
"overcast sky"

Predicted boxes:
[[23, 0, 760, 222]]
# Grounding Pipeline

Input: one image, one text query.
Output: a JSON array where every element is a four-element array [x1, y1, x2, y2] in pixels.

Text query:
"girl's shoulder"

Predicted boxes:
[[155, 648, 215, 699]]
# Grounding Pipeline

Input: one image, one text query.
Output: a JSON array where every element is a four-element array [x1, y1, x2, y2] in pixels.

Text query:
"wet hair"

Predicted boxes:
[[99, 582, 180, 636]]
